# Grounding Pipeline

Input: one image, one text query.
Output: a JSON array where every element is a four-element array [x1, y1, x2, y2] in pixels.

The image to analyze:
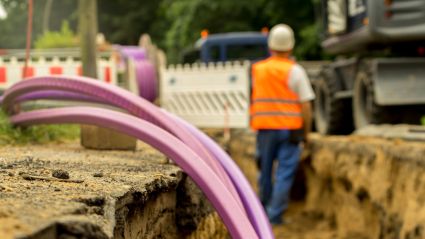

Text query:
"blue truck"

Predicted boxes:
[[181, 32, 269, 64]]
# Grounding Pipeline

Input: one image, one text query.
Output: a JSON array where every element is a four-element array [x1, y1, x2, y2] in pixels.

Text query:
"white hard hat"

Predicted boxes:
[[268, 24, 295, 52]]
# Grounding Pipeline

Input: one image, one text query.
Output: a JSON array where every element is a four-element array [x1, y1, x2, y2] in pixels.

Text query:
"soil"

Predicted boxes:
[[304, 134, 425, 239], [228, 130, 337, 239], [228, 130, 425, 239], [1, 128, 424, 239], [0, 140, 222, 239]]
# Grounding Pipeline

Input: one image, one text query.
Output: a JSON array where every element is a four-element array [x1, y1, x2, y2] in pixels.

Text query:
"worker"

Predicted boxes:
[[250, 24, 315, 225]]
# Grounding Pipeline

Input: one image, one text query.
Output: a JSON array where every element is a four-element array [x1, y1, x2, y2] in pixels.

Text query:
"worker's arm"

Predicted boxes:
[[301, 100, 312, 144], [289, 64, 314, 143]]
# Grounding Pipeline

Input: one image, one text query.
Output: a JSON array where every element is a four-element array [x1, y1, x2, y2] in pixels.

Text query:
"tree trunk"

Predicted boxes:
[[78, 0, 136, 150], [42, 0, 53, 33], [79, 0, 97, 78]]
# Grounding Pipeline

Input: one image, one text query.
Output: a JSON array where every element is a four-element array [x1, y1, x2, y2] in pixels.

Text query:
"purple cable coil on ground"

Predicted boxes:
[[114, 45, 157, 101], [134, 60, 157, 102], [116, 46, 147, 61], [2, 76, 274, 238], [9, 106, 258, 239]]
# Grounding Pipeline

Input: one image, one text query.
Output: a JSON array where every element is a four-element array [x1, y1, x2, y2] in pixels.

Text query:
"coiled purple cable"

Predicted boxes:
[[116, 46, 147, 61], [134, 60, 157, 102], [115, 46, 157, 101]]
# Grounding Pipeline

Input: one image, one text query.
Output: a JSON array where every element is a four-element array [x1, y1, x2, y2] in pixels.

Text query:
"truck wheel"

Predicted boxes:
[[353, 66, 391, 129], [314, 68, 353, 134]]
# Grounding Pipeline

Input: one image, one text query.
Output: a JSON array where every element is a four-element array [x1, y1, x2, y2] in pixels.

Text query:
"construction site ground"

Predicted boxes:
[[0, 127, 424, 239], [228, 129, 425, 239], [0, 141, 225, 239]]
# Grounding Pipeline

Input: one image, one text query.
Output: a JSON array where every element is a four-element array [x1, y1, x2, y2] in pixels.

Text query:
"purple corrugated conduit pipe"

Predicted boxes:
[[1, 76, 274, 238], [165, 111, 273, 237], [10, 89, 273, 238], [1, 76, 240, 206], [13, 90, 104, 104], [9, 106, 257, 239]]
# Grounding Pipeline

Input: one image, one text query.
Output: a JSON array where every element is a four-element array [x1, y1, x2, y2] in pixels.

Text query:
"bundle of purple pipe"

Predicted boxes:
[[0, 47, 274, 239]]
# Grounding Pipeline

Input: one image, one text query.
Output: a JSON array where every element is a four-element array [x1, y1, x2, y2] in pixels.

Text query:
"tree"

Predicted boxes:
[[261, 0, 322, 60], [0, 0, 77, 49], [97, 0, 166, 46], [162, 0, 267, 62], [0, 0, 323, 61], [0, 0, 38, 48], [162, 0, 322, 62]]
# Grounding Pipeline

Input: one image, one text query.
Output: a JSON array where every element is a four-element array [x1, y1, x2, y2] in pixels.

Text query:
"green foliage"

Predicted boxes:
[[34, 21, 78, 49], [162, 0, 267, 62], [0, 0, 34, 48], [0, 110, 79, 145], [0, 0, 324, 60], [97, 0, 165, 47], [421, 116, 425, 126], [294, 23, 328, 60], [0, 0, 77, 49], [97, 0, 323, 63], [161, 0, 321, 63]]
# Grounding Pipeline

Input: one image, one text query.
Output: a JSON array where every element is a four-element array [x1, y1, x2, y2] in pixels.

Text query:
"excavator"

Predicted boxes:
[[313, 0, 425, 134]]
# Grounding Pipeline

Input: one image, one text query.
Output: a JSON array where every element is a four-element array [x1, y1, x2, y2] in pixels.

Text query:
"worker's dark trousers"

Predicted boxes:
[[256, 129, 300, 224]]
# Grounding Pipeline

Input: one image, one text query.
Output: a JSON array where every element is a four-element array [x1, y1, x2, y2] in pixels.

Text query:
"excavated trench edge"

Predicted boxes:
[[22, 173, 221, 239]]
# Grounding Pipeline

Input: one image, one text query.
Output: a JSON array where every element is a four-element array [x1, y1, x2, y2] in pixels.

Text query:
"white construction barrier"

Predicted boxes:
[[160, 61, 251, 128]]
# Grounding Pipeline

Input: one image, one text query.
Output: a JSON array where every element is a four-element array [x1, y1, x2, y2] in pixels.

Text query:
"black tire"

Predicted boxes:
[[353, 64, 392, 129], [313, 68, 354, 135]]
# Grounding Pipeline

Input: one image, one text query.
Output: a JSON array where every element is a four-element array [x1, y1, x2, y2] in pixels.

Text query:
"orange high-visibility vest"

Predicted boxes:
[[250, 56, 303, 130]]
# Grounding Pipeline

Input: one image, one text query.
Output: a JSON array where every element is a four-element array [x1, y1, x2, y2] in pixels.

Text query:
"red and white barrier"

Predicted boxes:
[[0, 56, 117, 90]]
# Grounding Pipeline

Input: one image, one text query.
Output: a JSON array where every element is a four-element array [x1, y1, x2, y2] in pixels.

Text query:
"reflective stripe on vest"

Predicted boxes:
[[250, 56, 303, 130]]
